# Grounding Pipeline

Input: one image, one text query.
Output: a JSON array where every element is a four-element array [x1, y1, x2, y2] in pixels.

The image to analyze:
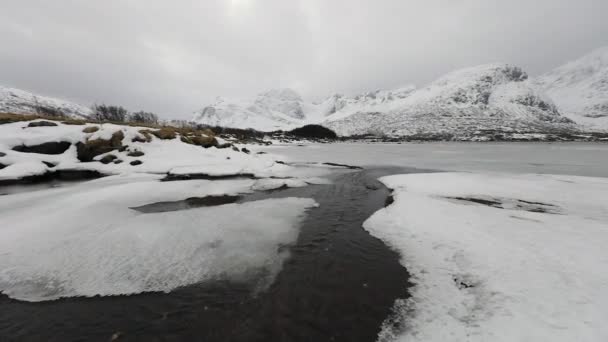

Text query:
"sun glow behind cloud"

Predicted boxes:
[[229, 0, 252, 12]]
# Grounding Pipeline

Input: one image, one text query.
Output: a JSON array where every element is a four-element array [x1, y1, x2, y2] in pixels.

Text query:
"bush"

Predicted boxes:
[[289, 125, 337, 139], [130, 111, 159, 124], [92, 104, 128, 122]]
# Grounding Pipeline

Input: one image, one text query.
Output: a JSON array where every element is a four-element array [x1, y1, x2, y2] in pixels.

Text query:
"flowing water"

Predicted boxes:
[[0, 167, 415, 342]]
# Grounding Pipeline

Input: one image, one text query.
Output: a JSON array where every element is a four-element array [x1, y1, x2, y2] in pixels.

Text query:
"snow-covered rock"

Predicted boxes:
[[535, 47, 608, 130], [0, 86, 91, 119], [0, 119, 293, 182], [365, 172, 608, 342]]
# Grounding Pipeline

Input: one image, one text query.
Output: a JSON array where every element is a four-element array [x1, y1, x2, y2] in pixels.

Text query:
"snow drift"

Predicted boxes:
[[365, 172, 608, 342]]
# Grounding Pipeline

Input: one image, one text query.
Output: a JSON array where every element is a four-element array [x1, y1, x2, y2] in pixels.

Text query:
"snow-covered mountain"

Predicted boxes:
[[0, 86, 91, 119], [193, 64, 575, 137], [192, 86, 419, 131], [535, 47, 608, 130], [324, 64, 574, 137], [193, 88, 307, 131]]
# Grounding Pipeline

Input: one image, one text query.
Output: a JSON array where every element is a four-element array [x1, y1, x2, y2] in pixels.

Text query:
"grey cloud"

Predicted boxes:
[[1, 0, 607, 118]]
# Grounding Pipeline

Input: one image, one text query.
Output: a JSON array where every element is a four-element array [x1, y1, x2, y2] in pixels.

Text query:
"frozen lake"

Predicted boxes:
[[260, 142, 608, 177], [1, 142, 607, 341]]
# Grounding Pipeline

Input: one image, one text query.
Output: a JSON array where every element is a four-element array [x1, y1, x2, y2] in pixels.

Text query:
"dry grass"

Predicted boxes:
[[149, 127, 177, 140], [76, 131, 125, 162], [82, 126, 100, 133], [1, 112, 223, 148], [0, 113, 45, 124]]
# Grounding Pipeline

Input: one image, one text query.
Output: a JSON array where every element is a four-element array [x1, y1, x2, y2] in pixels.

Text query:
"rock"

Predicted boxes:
[[0, 152, 6, 157], [149, 128, 176, 140], [191, 135, 217, 148], [232, 146, 240, 152], [133, 130, 153, 143], [241, 147, 250, 154], [100, 154, 118, 164], [61, 119, 86, 125], [256, 151, 267, 154], [76, 130, 124, 162], [0, 162, 6, 170], [217, 143, 232, 149], [82, 126, 100, 133], [180, 134, 218, 148], [114, 159, 123, 164], [127, 150, 145, 157], [42, 161, 57, 168], [27, 120, 58, 128], [130, 160, 143, 166], [289, 124, 337, 139], [12, 141, 72, 155]]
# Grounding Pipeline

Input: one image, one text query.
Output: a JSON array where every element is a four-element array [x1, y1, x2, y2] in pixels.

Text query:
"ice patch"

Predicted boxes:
[[0, 175, 317, 301]]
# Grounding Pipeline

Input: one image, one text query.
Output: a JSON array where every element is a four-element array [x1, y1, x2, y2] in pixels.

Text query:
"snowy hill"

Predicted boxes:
[[324, 64, 574, 137], [193, 65, 577, 138], [0, 86, 91, 119], [193, 87, 418, 131], [535, 47, 608, 130], [192, 89, 307, 131]]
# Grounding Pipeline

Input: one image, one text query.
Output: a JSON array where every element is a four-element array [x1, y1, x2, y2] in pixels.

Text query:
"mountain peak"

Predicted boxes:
[[0, 86, 90, 119], [536, 47, 608, 129]]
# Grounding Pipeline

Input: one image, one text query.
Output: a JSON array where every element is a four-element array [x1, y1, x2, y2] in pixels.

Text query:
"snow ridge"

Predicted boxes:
[[0, 86, 91, 119], [535, 46, 608, 129], [324, 64, 573, 137], [193, 63, 582, 136]]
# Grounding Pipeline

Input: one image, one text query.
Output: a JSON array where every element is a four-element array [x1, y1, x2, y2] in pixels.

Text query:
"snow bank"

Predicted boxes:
[[0, 174, 317, 301], [365, 172, 608, 341], [0, 120, 288, 181]]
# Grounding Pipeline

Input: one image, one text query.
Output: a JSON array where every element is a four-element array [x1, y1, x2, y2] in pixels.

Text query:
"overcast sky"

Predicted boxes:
[[1, 0, 607, 119]]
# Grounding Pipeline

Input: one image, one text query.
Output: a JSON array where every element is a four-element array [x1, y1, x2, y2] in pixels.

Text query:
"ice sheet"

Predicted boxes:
[[0, 175, 317, 301]]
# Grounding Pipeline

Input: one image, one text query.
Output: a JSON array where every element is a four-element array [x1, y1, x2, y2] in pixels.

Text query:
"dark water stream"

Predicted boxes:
[[0, 167, 413, 342]]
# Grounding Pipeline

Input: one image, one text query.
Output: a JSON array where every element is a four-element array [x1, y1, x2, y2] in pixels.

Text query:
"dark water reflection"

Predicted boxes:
[[0, 167, 415, 342]]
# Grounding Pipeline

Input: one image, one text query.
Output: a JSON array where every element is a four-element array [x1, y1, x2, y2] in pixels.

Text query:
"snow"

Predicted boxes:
[[0, 86, 91, 119], [0, 174, 318, 301], [192, 89, 306, 131], [364, 172, 608, 341], [192, 64, 577, 137], [0, 120, 293, 181], [324, 64, 575, 137], [251, 178, 309, 191], [260, 142, 608, 178], [536, 46, 608, 130], [0, 161, 48, 180]]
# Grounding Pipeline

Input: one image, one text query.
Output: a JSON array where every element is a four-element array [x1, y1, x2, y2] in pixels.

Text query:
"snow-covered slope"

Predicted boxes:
[[325, 64, 574, 137], [0, 86, 91, 119], [193, 65, 577, 138], [366, 172, 608, 341], [310, 86, 417, 122], [536, 47, 608, 130], [193, 89, 307, 131], [193, 86, 418, 131]]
